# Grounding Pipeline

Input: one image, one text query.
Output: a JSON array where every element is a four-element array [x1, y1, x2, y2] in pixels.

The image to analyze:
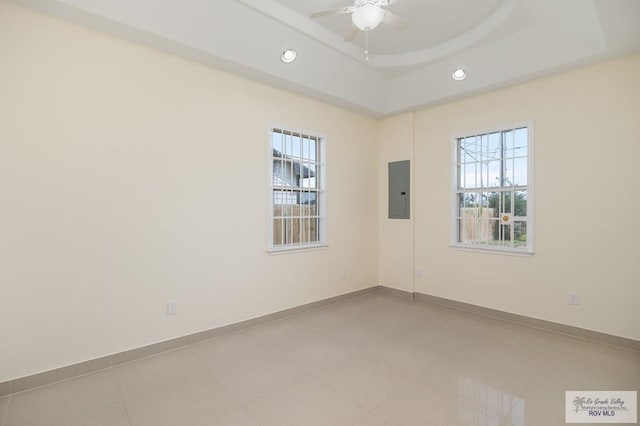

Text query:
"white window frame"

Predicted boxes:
[[450, 121, 534, 255], [267, 126, 327, 253]]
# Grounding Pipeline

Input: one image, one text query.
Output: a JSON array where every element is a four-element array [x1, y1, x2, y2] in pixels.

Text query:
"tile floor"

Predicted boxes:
[[1, 294, 638, 426]]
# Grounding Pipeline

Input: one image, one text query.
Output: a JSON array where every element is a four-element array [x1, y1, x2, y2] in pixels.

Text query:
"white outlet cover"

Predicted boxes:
[[568, 292, 580, 305], [167, 300, 177, 315]]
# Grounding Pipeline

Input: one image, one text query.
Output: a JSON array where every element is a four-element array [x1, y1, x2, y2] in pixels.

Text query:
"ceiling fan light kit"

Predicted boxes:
[[310, 0, 408, 58], [352, 2, 385, 31]]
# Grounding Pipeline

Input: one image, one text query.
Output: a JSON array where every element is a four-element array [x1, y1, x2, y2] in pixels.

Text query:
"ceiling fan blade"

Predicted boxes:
[[343, 24, 359, 42], [310, 6, 354, 19], [382, 11, 409, 29], [380, 0, 402, 5]]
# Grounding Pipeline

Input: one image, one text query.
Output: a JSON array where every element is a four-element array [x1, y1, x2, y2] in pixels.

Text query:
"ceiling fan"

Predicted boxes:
[[311, 0, 409, 43]]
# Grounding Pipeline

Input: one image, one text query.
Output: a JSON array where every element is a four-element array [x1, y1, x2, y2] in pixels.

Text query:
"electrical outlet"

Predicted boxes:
[[167, 299, 177, 315], [415, 269, 423, 279], [341, 270, 349, 280], [568, 292, 580, 305]]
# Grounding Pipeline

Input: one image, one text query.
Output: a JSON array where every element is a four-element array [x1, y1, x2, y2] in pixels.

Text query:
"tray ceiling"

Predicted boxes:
[[9, 0, 640, 117]]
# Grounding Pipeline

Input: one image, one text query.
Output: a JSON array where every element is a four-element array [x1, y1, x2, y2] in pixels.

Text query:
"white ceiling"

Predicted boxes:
[[277, 0, 506, 55], [10, 0, 640, 117]]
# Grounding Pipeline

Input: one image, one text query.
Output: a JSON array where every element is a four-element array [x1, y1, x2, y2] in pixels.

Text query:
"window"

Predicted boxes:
[[452, 123, 533, 253], [269, 128, 326, 251]]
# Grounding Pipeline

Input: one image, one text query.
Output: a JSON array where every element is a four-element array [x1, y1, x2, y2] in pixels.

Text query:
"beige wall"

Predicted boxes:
[[413, 54, 640, 341], [378, 113, 414, 293], [0, 2, 378, 382], [2, 1, 639, 384]]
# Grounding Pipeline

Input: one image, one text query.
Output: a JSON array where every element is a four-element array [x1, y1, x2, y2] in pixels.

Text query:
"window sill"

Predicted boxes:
[[449, 244, 534, 257], [267, 243, 329, 255]]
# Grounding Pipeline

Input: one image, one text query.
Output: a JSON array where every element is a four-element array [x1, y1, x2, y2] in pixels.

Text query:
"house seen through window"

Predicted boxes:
[[269, 128, 326, 251]]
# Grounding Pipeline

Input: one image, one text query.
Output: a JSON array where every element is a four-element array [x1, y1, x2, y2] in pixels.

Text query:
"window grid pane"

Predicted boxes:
[[271, 129, 324, 249], [454, 126, 530, 251]]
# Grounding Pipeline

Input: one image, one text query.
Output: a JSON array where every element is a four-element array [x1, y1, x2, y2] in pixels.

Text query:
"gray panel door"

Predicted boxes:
[[388, 160, 410, 219]]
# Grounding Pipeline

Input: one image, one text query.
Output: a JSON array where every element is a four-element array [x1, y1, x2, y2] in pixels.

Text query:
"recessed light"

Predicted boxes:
[[281, 49, 297, 63], [452, 69, 467, 81]]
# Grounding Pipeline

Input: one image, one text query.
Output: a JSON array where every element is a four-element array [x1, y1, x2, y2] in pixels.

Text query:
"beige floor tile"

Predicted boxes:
[[420, 360, 528, 414], [244, 375, 366, 426], [207, 350, 311, 405], [315, 353, 419, 411], [520, 353, 640, 426], [360, 300, 429, 327], [365, 379, 488, 426], [285, 306, 361, 338], [1, 396, 10, 424], [111, 349, 239, 426], [327, 295, 398, 316], [350, 301, 431, 338], [372, 378, 525, 425], [274, 332, 364, 376], [533, 338, 640, 390], [206, 407, 260, 426], [521, 379, 639, 426], [190, 330, 269, 370], [517, 381, 571, 426], [241, 317, 320, 351], [353, 413, 395, 425], [4, 294, 638, 426], [428, 323, 492, 357], [364, 332, 449, 378], [320, 319, 398, 352], [4, 371, 130, 426], [453, 325, 567, 380]]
